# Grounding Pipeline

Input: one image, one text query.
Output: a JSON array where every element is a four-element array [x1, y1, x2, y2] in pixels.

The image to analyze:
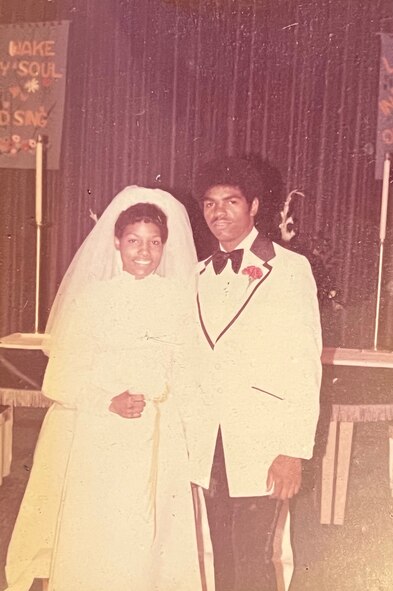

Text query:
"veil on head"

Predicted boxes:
[[45, 186, 197, 348]]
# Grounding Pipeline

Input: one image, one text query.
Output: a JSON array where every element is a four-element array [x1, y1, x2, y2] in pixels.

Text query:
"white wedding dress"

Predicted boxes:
[[6, 272, 209, 591]]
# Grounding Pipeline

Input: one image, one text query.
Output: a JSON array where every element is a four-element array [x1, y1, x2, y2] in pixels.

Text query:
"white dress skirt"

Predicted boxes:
[[5, 273, 213, 591]]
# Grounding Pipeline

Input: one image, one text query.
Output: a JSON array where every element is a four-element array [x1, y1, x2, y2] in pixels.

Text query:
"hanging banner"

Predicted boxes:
[[376, 33, 393, 179], [0, 21, 69, 170]]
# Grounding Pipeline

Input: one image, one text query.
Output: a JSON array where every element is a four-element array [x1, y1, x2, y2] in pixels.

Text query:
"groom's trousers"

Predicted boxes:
[[204, 430, 282, 591]]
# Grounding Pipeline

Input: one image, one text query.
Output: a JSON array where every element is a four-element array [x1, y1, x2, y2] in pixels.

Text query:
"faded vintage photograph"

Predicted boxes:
[[0, 1, 393, 590]]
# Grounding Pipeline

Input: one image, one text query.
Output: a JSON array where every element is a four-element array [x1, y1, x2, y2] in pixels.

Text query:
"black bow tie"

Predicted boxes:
[[211, 249, 244, 274]]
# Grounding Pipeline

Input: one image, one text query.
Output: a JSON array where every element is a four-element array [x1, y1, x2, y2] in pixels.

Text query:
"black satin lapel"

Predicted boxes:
[[250, 233, 276, 262]]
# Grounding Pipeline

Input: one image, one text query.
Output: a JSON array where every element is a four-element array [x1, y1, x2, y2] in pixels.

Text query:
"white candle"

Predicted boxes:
[[35, 137, 43, 226], [380, 153, 391, 241]]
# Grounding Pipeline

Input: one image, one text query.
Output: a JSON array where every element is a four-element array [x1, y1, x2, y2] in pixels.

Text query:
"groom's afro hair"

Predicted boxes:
[[115, 202, 168, 243], [193, 156, 265, 207]]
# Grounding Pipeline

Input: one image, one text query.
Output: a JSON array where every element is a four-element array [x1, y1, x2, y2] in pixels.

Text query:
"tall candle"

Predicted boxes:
[[380, 153, 391, 242], [35, 137, 43, 226]]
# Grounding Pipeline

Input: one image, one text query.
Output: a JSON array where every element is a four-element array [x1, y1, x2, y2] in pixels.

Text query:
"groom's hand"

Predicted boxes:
[[109, 391, 146, 419], [266, 455, 302, 500]]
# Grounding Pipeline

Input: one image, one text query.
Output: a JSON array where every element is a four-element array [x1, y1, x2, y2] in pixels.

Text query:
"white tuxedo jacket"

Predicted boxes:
[[188, 233, 322, 497]]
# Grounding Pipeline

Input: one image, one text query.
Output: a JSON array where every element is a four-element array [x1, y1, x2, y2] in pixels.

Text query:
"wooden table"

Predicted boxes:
[[0, 332, 50, 407], [320, 348, 393, 525], [0, 332, 49, 350], [321, 347, 393, 369]]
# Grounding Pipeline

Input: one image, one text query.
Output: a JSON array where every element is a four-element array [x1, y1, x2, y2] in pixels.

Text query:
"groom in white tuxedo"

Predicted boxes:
[[189, 157, 322, 591]]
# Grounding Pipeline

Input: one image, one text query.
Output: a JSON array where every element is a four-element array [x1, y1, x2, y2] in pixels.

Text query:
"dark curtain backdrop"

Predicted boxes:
[[1, 0, 393, 351]]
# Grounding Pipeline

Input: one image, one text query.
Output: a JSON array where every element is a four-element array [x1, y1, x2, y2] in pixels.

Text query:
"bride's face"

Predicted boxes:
[[115, 221, 164, 279]]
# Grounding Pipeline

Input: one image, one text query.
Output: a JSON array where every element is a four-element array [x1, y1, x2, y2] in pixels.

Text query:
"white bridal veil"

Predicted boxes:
[[45, 185, 197, 347]]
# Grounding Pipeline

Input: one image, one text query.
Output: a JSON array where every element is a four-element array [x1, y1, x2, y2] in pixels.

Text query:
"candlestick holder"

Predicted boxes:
[[373, 152, 391, 351]]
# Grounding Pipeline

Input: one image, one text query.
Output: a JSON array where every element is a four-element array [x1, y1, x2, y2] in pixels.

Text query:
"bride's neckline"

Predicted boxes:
[[120, 270, 161, 282]]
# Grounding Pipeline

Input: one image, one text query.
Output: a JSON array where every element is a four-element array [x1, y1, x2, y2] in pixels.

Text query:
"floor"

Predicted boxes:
[[0, 408, 393, 591]]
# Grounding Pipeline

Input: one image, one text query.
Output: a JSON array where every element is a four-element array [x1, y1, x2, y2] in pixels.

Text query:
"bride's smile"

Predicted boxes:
[[115, 220, 164, 278]]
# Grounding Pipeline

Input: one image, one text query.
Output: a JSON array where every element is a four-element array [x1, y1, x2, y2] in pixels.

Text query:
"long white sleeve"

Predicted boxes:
[[42, 288, 117, 415]]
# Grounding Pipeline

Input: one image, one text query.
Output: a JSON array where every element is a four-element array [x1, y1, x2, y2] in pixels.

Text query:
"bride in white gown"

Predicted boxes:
[[5, 187, 213, 591]]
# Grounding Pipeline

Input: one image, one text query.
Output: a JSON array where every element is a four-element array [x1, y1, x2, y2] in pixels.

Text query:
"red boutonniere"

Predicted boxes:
[[242, 265, 263, 284]]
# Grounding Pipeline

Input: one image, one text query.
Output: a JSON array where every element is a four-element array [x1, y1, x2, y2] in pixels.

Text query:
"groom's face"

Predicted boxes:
[[202, 185, 259, 251]]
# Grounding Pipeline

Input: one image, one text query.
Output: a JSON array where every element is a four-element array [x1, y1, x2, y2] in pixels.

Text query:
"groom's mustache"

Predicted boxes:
[[211, 216, 230, 224]]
